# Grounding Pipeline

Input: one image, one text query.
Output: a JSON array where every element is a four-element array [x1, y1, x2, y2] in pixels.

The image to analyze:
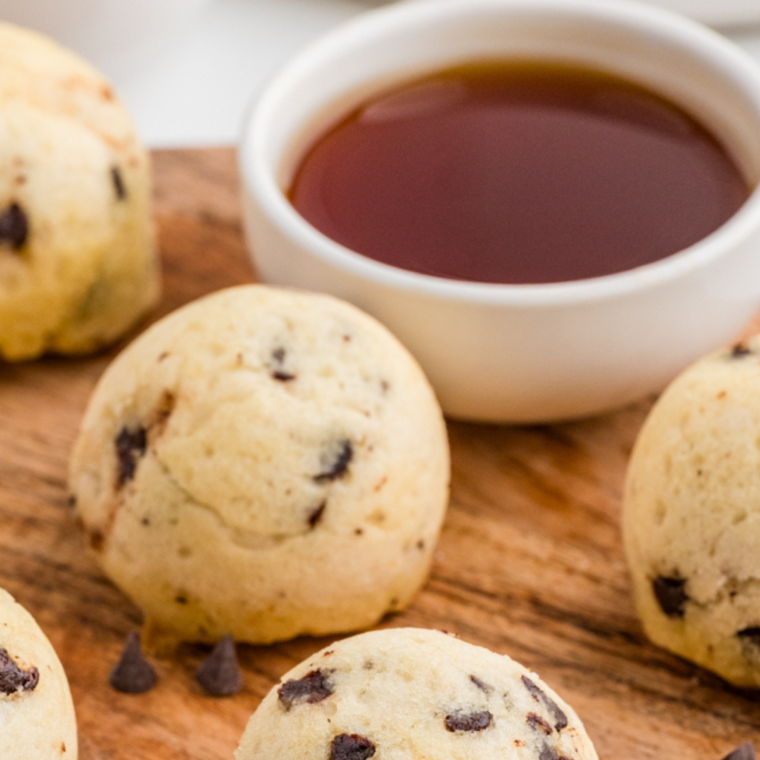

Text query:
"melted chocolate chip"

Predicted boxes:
[[330, 734, 376, 760], [111, 166, 127, 200], [0, 203, 28, 249], [444, 710, 492, 732], [0, 648, 38, 695], [271, 347, 296, 381], [469, 674, 491, 693], [538, 747, 571, 760], [278, 668, 334, 708], [652, 575, 688, 618], [730, 343, 753, 359], [736, 627, 760, 648], [308, 502, 326, 529], [195, 635, 243, 697], [722, 743, 756, 760], [115, 425, 147, 486], [109, 632, 156, 694], [315, 440, 353, 482], [521, 676, 568, 731], [527, 712, 553, 735]]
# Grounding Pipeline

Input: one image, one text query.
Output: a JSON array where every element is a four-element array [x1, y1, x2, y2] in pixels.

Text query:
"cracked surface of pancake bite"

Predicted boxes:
[[623, 335, 760, 687], [235, 628, 598, 760], [0, 21, 158, 361], [0, 587, 78, 758], [69, 285, 449, 650]]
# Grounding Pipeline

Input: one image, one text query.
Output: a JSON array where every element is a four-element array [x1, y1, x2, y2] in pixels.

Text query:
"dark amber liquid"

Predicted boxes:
[[288, 62, 751, 284]]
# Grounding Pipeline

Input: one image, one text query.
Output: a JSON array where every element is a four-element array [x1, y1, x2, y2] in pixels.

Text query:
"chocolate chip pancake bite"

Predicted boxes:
[[0, 21, 158, 361], [69, 285, 449, 651], [235, 628, 598, 760], [0, 587, 77, 758], [623, 336, 760, 687]]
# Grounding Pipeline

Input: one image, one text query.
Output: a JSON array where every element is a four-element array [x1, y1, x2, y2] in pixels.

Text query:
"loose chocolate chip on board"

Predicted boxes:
[[315, 440, 353, 482], [115, 425, 148, 486], [330, 734, 376, 760], [445, 710, 492, 732], [521, 676, 568, 732], [0, 203, 28, 249], [110, 166, 127, 200], [527, 713, 553, 735], [652, 575, 688, 618], [722, 743, 756, 760], [196, 635, 243, 697], [278, 668, 334, 708], [730, 342, 753, 359], [0, 648, 39, 695], [109, 632, 157, 694]]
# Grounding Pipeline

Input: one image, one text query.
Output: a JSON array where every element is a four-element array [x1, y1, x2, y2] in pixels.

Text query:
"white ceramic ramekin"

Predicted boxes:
[[239, 0, 760, 423]]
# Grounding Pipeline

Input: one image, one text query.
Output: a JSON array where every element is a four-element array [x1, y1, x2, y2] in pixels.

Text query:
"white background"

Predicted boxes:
[[102, 0, 760, 148]]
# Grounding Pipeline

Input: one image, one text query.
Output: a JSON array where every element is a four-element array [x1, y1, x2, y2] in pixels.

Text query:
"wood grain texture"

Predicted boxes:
[[0, 147, 758, 759]]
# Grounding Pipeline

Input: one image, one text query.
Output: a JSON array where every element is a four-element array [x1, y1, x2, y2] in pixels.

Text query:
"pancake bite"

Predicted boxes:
[[623, 336, 760, 687], [69, 285, 449, 651], [235, 627, 598, 760], [0, 587, 78, 758], [0, 21, 158, 361]]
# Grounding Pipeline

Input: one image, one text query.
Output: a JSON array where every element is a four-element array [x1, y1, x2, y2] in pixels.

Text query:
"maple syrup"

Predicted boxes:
[[288, 61, 750, 284]]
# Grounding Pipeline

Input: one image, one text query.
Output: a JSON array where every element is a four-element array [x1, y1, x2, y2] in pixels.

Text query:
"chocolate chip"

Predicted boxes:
[[111, 166, 127, 200], [109, 632, 156, 694], [737, 627, 760, 648], [308, 501, 326, 529], [115, 425, 147, 486], [278, 668, 333, 708], [330, 734, 376, 760], [469, 674, 490, 693], [538, 747, 572, 760], [527, 712, 553, 735], [521, 676, 568, 731], [444, 710, 492, 732], [271, 347, 296, 381], [315, 440, 353, 482], [0, 203, 28, 249], [730, 342, 752, 359], [722, 743, 756, 760], [0, 648, 39, 695], [652, 575, 688, 618], [195, 635, 243, 697]]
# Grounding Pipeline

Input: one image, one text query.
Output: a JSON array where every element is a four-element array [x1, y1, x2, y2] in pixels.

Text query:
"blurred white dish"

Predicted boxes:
[[0, 0, 211, 79], [616, 0, 760, 27]]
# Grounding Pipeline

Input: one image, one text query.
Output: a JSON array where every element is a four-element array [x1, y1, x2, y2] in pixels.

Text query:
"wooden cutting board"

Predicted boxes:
[[0, 147, 758, 760]]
